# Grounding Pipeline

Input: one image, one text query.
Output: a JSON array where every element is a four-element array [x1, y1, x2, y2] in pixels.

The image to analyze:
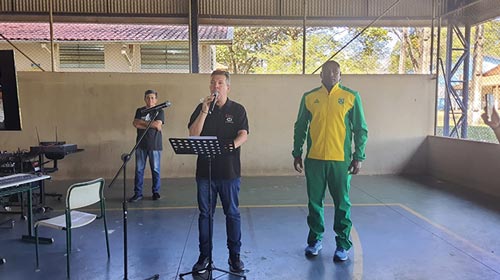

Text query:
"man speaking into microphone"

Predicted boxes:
[[128, 89, 165, 203], [188, 70, 249, 274]]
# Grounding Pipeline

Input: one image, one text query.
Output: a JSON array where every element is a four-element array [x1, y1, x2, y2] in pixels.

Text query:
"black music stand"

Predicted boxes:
[[169, 137, 246, 280], [108, 109, 162, 280]]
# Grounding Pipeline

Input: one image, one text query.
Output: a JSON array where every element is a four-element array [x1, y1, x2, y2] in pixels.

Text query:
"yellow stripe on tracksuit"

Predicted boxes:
[[292, 83, 368, 250]]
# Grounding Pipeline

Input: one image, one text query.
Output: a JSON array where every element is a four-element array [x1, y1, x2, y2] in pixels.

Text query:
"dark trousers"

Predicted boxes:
[[196, 177, 241, 257]]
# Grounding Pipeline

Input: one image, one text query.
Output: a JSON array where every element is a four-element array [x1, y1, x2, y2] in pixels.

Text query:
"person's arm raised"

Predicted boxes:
[[482, 107, 500, 142], [189, 95, 213, 136]]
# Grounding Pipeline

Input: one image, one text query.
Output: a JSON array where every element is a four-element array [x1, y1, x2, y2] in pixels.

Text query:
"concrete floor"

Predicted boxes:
[[1, 175, 500, 280]]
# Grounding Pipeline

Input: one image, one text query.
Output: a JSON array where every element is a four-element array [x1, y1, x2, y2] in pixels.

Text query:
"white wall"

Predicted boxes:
[[0, 72, 435, 179]]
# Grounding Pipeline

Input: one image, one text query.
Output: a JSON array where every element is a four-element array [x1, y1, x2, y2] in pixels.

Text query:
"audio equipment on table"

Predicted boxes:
[[0, 151, 39, 175]]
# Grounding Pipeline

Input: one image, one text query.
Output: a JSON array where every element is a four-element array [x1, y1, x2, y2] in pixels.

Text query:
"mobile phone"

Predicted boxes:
[[486, 93, 494, 122]]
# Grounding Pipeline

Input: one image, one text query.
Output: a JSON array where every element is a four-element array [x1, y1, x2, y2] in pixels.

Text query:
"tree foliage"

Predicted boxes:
[[482, 20, 500, 58], [215, 27, 303, 74], [388, 27, 433, 74], [253, 32, 340, 74], [341, 27, 391, 73], [214, 19, 500, 75], [216, 26, 391, 74]]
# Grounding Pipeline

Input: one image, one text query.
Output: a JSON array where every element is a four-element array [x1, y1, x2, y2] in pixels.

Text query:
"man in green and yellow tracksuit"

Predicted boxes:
[[292, 60, 368, 262]]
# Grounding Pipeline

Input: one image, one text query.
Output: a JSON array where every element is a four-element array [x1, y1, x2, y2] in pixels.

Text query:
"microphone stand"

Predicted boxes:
[[108, 109, 162, 280]]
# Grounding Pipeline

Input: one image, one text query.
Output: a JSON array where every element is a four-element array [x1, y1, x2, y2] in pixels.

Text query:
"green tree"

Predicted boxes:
[[215, 27, 303, 74], [216, 26, 350, 74], [482, 20, 500, 57], [341, 27, 391, 73], [254, 32, 341, 74], [389, 27, 432, 74]]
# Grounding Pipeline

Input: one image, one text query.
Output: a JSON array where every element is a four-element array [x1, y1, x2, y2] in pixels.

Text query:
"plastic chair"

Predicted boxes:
[[34, 178, 110, 278]]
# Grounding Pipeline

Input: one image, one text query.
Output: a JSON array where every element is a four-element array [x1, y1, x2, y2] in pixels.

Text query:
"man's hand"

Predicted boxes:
[[294, 157, 303, 173], [201, 94, 217, 113], [481, 107, 500, 129], [151, 120, 162, 131], [348, 159, 361, 175]]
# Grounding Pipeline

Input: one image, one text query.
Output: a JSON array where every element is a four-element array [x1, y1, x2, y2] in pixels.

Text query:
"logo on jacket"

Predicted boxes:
[[225, 114, 234, 124], [338, 98, 345, 105], [314, 99, 320, 104]]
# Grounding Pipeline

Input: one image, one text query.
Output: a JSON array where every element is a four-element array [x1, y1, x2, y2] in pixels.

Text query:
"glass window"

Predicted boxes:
[[141, 43, 189, 71], [59, 44, 105, 69]]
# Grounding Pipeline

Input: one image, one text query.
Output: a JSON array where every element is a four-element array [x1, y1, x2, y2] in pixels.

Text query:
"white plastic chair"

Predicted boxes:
[[34, 178, 110, 279]]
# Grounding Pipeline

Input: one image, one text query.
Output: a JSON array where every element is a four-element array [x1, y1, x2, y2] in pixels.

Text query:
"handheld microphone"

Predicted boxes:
[[208, 91, 218, 114], [141, 101, 172, 114]]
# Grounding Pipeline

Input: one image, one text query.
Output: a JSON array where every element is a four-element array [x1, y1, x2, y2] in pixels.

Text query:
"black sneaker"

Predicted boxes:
[[228, 253, 244, 273], [152, 193, 160, 200], [128, 194, 143, 203], [192, 255, 209, 274]]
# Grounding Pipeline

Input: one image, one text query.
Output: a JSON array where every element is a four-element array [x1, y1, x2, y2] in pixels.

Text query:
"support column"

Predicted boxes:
[[189, 0, 199, 73], [443, 23, 471, 138]]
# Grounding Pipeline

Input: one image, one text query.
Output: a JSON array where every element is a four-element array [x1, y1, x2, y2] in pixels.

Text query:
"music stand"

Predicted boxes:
[[169, 137, 246, 280], [108, 109, 162, 280]]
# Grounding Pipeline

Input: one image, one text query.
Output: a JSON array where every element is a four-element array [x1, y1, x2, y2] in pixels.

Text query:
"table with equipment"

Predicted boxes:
[[0, 173, 52, 264]]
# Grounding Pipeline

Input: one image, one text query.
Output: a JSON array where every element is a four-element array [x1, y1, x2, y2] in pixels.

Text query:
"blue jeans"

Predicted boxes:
[[196, 177, 241, 257], [134, 149, 161, 196]]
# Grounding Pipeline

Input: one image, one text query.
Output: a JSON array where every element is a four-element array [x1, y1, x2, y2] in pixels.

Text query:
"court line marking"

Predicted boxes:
[[57, 202, 500, 275], [82, 203, 366, 278]]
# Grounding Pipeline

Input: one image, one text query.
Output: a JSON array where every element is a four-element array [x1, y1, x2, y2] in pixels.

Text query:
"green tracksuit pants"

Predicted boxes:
[[305, 158, 352, 250]]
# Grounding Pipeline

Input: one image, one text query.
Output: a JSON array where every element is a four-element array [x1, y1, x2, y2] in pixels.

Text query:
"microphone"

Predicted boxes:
[[208, 91, 219, 114], [141, 101, 172, 114]]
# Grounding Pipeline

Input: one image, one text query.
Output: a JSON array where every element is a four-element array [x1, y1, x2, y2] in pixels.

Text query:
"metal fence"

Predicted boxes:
[[0, 21, 436, 75], [213, 25, 433, 75], [0, 22, 225, 73], [1, 17, 499, 142], [435, 17, 500, 143]]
